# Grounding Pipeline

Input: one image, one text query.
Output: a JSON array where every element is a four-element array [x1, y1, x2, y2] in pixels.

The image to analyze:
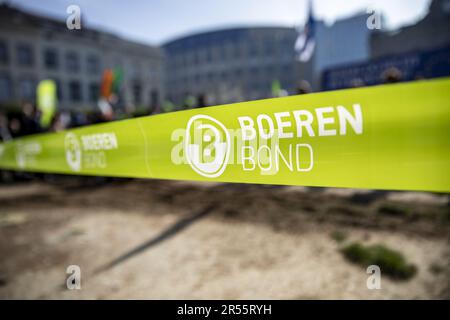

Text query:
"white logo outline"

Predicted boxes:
[[184, 115, 230, 178], [65, 132, 81, 172]]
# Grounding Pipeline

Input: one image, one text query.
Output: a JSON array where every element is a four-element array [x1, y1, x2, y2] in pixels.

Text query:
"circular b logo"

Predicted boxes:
[[185, 115, 230, 178], [65, 133, 81, 172]]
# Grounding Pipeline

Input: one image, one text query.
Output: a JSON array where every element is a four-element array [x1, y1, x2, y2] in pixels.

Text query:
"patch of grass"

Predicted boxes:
[[330, 230, 348, 243], [341, 242, 417, 280]]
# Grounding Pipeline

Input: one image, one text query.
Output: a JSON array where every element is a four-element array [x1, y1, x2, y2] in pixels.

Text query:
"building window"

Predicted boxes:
[[49, 78, 63, 101], [68, 81, 82, 102], [65, 51, 80, 72], [0, 73, 12, 101], [150, 89, 159, 107], [57, 79, 63, 101], [235, 69, 243, 79], [0, 40, 9, 64], [86, 54, 100, 74], [131, 62, 142, 78], [264, 43, 274, 56], [205, 50, 212, 63], [88, 82, 99, 102], [18, 77, 35, 100], [250, 44, 259, 57], [148, 66, 156, 81], [132, 81, 142, 105], [221, 71, 228, 81], [44, 48, 59, 70], [17, 44, 34, 66]]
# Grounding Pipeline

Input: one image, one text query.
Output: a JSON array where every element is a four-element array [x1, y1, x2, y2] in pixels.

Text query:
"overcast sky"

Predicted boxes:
[[6, 0, 432, 45]]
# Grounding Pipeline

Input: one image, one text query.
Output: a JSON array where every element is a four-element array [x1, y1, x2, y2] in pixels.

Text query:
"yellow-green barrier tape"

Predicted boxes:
[[0, 78, 449, 192]]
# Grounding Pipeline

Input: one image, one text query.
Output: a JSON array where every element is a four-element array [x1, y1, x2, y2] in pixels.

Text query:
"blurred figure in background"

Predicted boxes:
[[161, 100, 175, 113], [351, 78, 365, 88], [196, 94, 207, 108], [382, 67, 403, 84], [48, 112, 63, 132], [296, 80, 312, 94], [183, 94, 196, 109], [20, 102, 41, 136], [49, 111, 71, 132], [68, 110, 88, 128], [0, 112, 12, 142], [7, 114, 23, 138]]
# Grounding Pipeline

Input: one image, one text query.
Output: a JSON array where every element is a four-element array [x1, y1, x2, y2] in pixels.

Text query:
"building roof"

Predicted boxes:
[[163, 26, 297, 51], [0, 3, 162, 56]]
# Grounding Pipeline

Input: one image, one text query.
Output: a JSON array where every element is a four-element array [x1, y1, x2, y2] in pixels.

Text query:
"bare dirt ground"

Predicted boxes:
[[0, 178, 449, 299]]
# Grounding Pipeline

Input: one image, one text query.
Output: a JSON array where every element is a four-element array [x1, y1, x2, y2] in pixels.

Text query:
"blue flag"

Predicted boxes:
[[295, 1, 316, 62]]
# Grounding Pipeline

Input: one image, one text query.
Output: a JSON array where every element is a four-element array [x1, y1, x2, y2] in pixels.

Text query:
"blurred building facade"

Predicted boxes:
[[370, 0, 450, 58], [2, 1, 448, 113], [0, 4, 164, 112], [310, 12, 372, 89], [163, 27, 299, 106], [323, 0, 450, 90], [163, 12, 374, 106]]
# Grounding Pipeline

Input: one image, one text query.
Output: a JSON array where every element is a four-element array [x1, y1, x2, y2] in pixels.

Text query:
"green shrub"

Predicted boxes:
[[341, 242, 417, 280]]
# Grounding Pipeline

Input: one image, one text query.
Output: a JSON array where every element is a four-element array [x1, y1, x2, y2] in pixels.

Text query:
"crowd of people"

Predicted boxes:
[[0, 65, 407, 144], [0, 101, 151, 142]]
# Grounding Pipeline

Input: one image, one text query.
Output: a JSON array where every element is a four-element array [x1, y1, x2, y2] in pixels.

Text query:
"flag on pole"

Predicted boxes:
[[295, 0, 316, 62], [100, 69, 114, 99], [112, 67, 123, 94]]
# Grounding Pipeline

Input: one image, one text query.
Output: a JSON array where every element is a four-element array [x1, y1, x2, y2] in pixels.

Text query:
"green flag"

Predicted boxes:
[[112, 67, 123, 94]]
